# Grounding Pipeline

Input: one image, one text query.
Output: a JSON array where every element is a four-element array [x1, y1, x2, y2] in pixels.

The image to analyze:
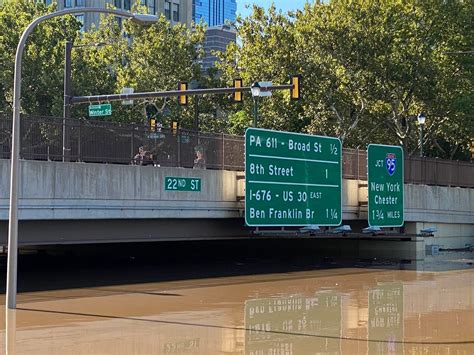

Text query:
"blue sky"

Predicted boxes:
[[237, 0, 312, 18]]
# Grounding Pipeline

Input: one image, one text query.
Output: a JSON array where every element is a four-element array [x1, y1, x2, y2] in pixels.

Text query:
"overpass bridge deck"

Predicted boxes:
[[0, 159, 472, 247]]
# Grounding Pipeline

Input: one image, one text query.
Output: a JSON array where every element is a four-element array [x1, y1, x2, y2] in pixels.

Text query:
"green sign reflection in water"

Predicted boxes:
[[368, 283, 404, 355], [367, 144, 404, 227], [165, 177, 201, 192], [245, 128, 342, 226], [245, 292, 342, 354], [88, 103, 112, 117]]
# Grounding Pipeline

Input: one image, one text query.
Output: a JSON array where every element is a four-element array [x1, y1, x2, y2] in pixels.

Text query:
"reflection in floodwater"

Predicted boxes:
[[368, 283, 403, 355], [245, 292, 342, 354], [0, 266, 473, 354]]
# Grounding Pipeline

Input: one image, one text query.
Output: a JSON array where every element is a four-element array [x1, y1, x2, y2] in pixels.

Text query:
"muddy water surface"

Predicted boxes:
[[0, 248, 473, 354]]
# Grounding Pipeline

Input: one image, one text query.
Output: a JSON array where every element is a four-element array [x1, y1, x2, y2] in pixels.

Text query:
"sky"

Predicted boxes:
[[237, 0, 312, 18]]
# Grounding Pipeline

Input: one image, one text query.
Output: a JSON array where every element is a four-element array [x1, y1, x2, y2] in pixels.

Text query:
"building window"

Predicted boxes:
[[114, 0, 121, 8], [75, 14, 84, 32], [75, 0, 84, 6], [149, 0, 155, 14], [64, 0, 72, 7], [115, 16, 123, 29], [164, 1, 171, 20], [124, 0, 131, 10], [172, 3, 179, 22]]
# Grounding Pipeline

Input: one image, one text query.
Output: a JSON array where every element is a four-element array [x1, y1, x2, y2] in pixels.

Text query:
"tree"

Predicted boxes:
[[0, 0, 80, 115], [113, 9, 206, 127], [217, 0, 473, 159], [217, 5, 304, 135]]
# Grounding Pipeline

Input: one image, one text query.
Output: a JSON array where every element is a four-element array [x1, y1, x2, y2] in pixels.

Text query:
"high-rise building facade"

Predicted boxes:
[[34, 0, 193, 30], [202, 24, 235, 70], [193, 0, 236, 27]]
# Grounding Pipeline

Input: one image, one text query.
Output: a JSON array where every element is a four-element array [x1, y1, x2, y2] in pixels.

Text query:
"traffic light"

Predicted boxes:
[[233, 78, 243, 103], [290, 75, 301, 100], [471, 139, 474, 160], [150, 118, 156, 132], [178, 82, 188, 105], [172, 121, 178, 135]]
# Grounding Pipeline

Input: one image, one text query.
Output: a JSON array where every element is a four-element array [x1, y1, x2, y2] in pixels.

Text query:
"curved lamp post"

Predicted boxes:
[[417, 113, 426, 158], [7, 8, 158, 309]]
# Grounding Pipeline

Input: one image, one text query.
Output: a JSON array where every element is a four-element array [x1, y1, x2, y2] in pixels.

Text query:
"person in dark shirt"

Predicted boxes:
[[193, 147, 206, 169], [133, 146, 153, 166]]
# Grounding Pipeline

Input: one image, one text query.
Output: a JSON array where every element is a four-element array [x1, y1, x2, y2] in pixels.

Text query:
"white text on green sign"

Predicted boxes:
[[367, 144, 404, 227], [88, 103, 112, 117], [245, 128, 342, 227], [165, 177, 201, 192]]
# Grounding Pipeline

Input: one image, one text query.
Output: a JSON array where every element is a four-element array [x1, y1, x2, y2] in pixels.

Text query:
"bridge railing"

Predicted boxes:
[[0, 114, 472, 187], [0, 114, 246, 170]]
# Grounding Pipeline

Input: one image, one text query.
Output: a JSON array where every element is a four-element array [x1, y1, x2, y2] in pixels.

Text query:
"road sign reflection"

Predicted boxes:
[[245, 292, 342, 354]]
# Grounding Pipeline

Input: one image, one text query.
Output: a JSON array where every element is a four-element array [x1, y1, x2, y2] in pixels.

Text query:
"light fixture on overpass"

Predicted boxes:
[[250, 82, 261, 127], [417, 113, 426, 158]]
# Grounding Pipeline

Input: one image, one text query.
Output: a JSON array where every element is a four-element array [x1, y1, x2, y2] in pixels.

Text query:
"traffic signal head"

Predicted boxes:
[[150, 118, 156, 132], [172, 121, 178, 135], [233, 78, 243, 103], [290, 75, 301, 100], [471, 139, 474, 160], [178, 82, 188, 105]]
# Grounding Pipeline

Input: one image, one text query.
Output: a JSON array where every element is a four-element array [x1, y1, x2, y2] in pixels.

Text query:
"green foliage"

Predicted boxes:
[[0, 0, 80, 115], [217, 0, 473, 159], [0, 1, 206, 130], [0, 0, 471, 160]]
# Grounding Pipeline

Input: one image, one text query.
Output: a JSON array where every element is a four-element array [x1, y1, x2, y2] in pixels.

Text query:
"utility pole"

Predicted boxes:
[[63, 40, 73, 162]]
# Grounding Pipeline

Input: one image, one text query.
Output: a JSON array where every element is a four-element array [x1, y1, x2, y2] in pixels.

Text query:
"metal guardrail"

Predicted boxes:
[[0, 114, 472, 188]]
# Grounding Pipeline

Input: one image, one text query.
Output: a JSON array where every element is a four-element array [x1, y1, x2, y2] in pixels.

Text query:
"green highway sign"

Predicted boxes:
[[88, 103, 112, 117], [367, 144, 404, 227], [245, 128, 342, 226], [165, 177, 201, 192]]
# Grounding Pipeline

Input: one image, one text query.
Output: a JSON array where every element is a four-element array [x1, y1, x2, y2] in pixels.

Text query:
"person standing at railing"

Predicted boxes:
[[132, 146, 154, 166], [193, 146, 206, 169]]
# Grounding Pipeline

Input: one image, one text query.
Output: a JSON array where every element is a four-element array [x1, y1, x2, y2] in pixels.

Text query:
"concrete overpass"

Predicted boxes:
[[0, 159, 473, 248]]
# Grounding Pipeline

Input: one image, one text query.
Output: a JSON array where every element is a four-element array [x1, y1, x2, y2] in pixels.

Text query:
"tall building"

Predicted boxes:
[[202, 24, 235, 71], [193, 0, 236, 27], [192, 1, 237, 71], [36, 0, 193, 30]]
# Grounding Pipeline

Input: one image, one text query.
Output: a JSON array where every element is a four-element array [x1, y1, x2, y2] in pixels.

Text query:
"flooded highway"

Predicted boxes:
[[0, 240, 473, 354]]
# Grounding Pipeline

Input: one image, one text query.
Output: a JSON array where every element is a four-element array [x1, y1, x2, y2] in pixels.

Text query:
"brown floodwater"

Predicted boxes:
[[0, 246, 473, 354]]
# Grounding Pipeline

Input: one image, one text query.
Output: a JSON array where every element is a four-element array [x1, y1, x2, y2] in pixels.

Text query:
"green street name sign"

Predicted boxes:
[[245, 128, 342, 226], [165, 177, 201, 192], [367, 144, 404, 227], [88, 103, 112, 117]]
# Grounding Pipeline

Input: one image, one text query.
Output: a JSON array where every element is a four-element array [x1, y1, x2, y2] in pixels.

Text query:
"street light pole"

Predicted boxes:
[[63, 40, 73, 162], [63, 41, 109, 162], [251, 82, 261, 128], [417, 113, 426, 158], [7, 7, 158, 310], [253, 97, 258, 128]]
